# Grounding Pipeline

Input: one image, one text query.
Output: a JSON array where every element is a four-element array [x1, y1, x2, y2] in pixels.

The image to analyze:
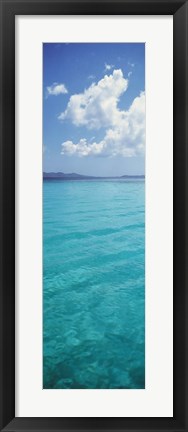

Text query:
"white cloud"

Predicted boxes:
[[58, 69, 128, 129], [46, 82, 68, 96], [59, 68, 145, 158], [104, 63, 114, 71], [61, 90, 145, 158], [128, 71, 132, 78]]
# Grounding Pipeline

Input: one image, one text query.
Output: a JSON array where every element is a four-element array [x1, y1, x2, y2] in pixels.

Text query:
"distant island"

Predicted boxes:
[[43, 172, 145, 180]]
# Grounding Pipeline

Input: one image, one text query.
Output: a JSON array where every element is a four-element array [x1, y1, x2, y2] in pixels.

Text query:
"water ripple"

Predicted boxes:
[[43, 180, 145, 389]]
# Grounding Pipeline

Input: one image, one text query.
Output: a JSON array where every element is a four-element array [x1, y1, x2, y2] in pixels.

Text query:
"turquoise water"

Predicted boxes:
[[43, 179, 145, 389]]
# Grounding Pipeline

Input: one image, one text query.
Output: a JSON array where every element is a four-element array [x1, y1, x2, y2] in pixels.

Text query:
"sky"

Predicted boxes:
[[43, 43, 145, 176]]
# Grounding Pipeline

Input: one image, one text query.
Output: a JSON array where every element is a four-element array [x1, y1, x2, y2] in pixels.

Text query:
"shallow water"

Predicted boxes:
[[43, 179, 145, 389]]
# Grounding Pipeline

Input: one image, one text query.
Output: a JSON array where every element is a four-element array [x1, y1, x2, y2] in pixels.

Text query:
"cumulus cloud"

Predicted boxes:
[[58, 69, 128, 129], [61, 94, 145, 158], [46, 82, 68, 96], [59, 69, 145, 158]]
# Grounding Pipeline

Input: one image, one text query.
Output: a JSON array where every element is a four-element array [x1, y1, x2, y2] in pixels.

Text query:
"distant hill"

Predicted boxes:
[[43, 172, 98, 179], [121, 175, 145, 179], [43, 172, 145, 180]]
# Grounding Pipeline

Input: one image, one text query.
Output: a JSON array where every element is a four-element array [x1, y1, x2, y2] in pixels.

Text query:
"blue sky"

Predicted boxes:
[[43, 43, 145, 176]]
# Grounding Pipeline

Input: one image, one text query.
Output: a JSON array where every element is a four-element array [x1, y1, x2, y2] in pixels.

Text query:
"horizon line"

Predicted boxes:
[[43, 171, 145, 178]]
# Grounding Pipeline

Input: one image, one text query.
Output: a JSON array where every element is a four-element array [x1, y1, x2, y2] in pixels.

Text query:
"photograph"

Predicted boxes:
[[1, 0, 187, 429], [43, 42, 145, 390]]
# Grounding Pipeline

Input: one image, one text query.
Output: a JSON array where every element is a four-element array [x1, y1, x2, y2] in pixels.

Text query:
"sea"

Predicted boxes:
[[43, 179, 145, 389]]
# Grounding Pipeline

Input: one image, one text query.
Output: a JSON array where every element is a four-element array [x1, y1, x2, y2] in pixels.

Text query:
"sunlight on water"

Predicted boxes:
[[43, 180, 145, 389]]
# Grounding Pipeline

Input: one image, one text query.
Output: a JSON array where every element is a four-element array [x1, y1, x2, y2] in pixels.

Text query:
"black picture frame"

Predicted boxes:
[[0, 0, 187, 431]]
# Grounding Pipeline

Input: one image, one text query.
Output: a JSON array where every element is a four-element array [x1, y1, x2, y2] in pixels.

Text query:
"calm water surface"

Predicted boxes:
[[43, 180, 145, 389]]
